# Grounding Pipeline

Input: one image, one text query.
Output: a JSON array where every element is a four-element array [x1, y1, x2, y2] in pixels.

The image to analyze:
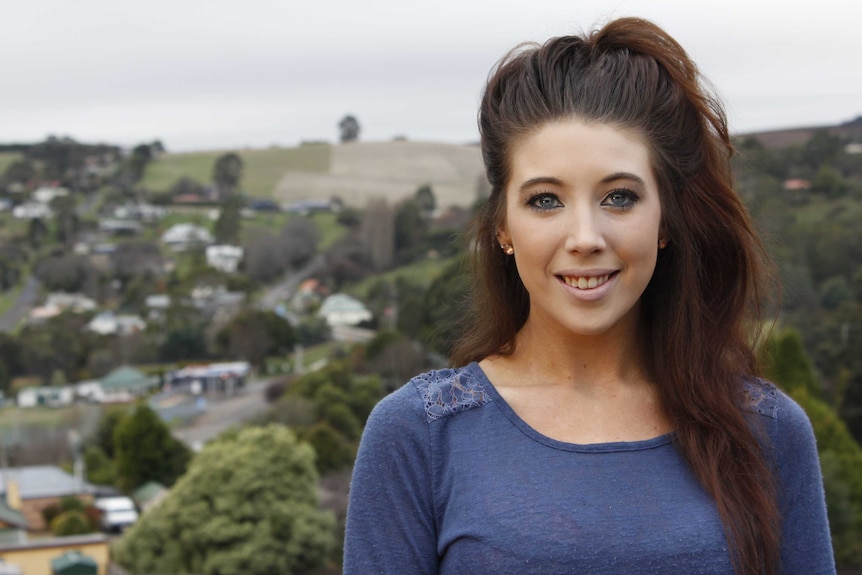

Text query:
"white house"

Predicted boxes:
[[75, 380, 105, 403], [160, 224, 213, 251], [45, 293, 97, 313], [11, 202, 51, 219], [32, 186, 68, 204], [85, 312, 146, 336], [205, 245, 243, 273], [318, 293, 372, 327], [16, 386, 74, 408]]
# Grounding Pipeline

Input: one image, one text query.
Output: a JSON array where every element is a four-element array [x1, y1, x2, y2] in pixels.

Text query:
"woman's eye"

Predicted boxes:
[[528, 193, 563, 210], [602, 189, 638, 209]]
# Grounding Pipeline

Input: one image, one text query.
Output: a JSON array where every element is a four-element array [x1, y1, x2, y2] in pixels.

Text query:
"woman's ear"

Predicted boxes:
[[496, 227, 511, 249]]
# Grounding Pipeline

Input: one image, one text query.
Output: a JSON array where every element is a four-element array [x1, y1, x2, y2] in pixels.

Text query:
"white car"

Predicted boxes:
[[94, 496, 139, 532]]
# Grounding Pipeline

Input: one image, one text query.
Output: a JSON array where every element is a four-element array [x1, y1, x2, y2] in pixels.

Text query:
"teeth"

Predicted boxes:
[[564, 274, 610, 289]]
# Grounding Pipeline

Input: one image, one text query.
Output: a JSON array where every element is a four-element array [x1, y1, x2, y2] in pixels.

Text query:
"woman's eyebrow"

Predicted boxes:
[[601, 171, 645, 185], [517, 176, 564, 192]]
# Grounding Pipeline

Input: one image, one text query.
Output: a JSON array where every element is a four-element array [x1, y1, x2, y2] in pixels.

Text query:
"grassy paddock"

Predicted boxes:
[[0, 152, 22, 175], [348, 254, 457, 299], [142, 144, 331, 198]]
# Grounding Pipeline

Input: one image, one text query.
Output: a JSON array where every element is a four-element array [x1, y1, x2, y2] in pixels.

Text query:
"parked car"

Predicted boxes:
[[94, 496, 139, 532]]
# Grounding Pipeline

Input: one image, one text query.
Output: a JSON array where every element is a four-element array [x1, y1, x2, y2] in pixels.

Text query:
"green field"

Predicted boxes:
[[348, 254, 457, 299], [142, 144, 331, 198], [0, 151, 22, 175]]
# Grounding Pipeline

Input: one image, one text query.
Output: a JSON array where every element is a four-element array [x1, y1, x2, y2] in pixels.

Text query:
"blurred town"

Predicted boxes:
[[1, 115, 862, 574]]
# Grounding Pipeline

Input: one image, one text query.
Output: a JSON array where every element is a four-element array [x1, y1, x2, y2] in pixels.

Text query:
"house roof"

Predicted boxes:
[[132, 481, 166, 506], [0, 466, 92, 499], [51, 550, 98, 573], [0, 500, 25, 529], [100, 366, 157, 391], [319, 293, 369, 314]]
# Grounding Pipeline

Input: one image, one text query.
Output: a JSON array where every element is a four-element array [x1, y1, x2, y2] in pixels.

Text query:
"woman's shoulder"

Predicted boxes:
[[370, 363, 492, 426], [743, 377, 817, 459], [743, 377, 808, 425]]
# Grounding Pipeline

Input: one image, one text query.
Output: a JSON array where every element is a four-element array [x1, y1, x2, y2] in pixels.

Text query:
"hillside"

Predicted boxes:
[[273, 141, 484, 210], [140, 140, 485, 210], [740, 116, 862, 149]]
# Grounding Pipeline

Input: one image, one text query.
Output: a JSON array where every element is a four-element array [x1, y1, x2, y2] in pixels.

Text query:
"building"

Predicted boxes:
[[84, 312, 146, 336], [0, 467, 94, 532], [0, 535, 108, 575], [160, 223, 213, 251], [318, 293, 372, 327], [168, 362, 251, 396], [205, 245, 243, 273], [16, 387, 74, 409], [99, 366, 159, 403]]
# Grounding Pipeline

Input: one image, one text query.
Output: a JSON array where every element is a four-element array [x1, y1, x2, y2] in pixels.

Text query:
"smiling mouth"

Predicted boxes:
[[560, 273, 614, 290]]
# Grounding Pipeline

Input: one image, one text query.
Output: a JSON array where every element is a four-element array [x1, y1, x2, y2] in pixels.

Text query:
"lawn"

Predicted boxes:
[[0, 152, 22, 175], [348, 254, 458, 299], [141, 144, 331, 199]]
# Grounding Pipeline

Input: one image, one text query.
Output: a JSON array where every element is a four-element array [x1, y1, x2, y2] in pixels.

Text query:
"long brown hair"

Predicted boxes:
[[451, 17, 780, 575]]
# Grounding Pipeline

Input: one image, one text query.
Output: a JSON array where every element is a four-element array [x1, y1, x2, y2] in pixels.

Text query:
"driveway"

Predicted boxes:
[[171, 378, 273, 450]]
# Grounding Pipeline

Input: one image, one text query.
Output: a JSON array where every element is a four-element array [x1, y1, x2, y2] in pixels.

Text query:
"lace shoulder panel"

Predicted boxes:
[[744, 377, 780, 419], [411, 366, 491, 423]]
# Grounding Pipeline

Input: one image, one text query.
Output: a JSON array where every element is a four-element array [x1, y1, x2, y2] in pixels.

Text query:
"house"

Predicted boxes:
[[99, 366, 159, 403], [97, 219, 142, 236], [318, 293, 372, 327], [283, 199, 334, 215], [16, 387, 74, 409], [84, 312, 145, 336], [205, 245, 243, 274], [29, 293, 97, 323], [31, 187, 68, 204], [0, 534, 108, 575], [44, 293, 97, 314], [144, 294, 171, 322], [168, 361, 251, 396], [131, 482, 168, 514], [0, 467, 94, 532], [0, 500, 27, 546], [11, 202, 51, 220], [74, 380, 104, 403], [160, 223, 213, 251]]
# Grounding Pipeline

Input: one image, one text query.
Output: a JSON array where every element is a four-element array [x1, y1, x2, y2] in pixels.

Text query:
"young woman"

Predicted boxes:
[[344, 17, 835, 575]]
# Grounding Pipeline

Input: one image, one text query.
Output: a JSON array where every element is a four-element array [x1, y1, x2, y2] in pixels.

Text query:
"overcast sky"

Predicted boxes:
[[3, 0, 861, 152]]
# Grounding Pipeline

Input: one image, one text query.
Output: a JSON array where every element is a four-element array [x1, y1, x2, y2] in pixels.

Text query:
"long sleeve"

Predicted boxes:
[[772, 392, 836, 574], [344, 384, 438, 575]]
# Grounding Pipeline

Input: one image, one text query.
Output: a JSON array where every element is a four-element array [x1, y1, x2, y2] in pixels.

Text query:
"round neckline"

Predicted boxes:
[[466, 361, 674, 453]]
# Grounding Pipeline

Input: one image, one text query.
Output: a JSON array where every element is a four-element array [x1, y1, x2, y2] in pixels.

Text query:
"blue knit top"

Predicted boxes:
[[344, 362, 835, 574]]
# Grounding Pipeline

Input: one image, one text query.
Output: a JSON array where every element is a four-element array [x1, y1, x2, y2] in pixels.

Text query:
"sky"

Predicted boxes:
[[3, 0, 861, 152]]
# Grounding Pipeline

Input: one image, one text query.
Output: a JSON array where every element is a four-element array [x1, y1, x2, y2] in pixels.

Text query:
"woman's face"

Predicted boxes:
[[497, 119, 663, 339]]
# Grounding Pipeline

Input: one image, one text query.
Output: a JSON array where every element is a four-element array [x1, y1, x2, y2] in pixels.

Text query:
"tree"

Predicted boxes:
[[113, 404, 191, 492], [113, 425, 335, 575], [51, 194, 79, 248], [214, 194, 244, 244], [760, 328, 862, 569], [362, 198, 394, 271], [338, 114, 360, 143], [216, 309, 295, 368], [415, 183, 437, 215], [280, 216, 321, 267], [128, 143, 154, 183], [212, 152, 244, 200], [393, 200, 427, 264], [1, 159, 37, 188]]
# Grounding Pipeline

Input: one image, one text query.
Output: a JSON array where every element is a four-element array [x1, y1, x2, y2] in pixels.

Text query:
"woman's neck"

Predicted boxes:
[[499, 314, 651, 393]]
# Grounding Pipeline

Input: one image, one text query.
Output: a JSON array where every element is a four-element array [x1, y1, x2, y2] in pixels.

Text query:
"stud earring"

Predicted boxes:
[[658, 238, 668, 249], [501, 244, 514, 255]]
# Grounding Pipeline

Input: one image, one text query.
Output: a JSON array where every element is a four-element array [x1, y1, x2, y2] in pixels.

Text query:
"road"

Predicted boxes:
[[171, 378, 273, 450], [0, 276, 41, 333], [257, 254, 326, 312]]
